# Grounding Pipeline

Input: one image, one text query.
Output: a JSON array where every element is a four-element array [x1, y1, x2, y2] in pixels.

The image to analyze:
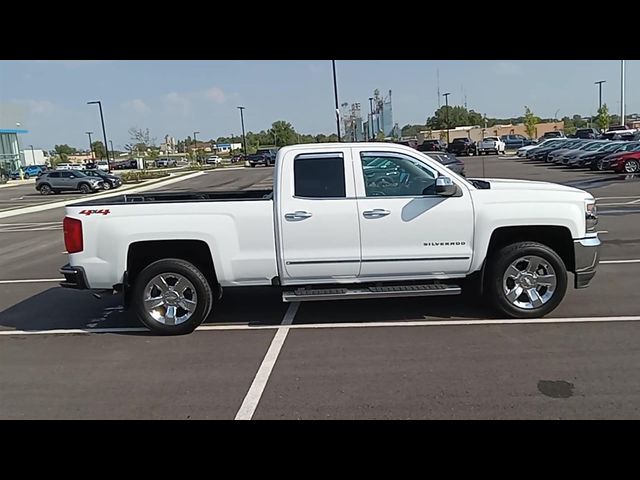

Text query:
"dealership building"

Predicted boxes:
[[0, 128, 28, 180]]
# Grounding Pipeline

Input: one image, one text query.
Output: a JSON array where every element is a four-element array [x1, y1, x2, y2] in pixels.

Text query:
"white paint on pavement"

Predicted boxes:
[[234, 302, 300, 420], [3, 314, 640, 337]]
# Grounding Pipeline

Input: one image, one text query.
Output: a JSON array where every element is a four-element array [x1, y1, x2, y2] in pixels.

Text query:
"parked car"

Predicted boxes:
[[247, 148, 278, 167], [155, 158, 177, 168], [36, 170, 104, 195], [230, 154, 245, 163], [60, 142, 601, 335], [597, 147, 640, 172], [528, 139, 577, 161], [9, 164, 46, 179], [555, 141, 608, 165], [521, 138, 566, 158], [447, 138, 477, 156], [501, 134, 535, 149], [111, 159, 139, 170], [603, 151, 640, 173], [539, 131, 566, 140], [206, 155, 223, 165], [81, 169, 122, 190], [516, 138, 558, 157], [574, 128, 600, 139], [417, 139, 447, 152], [427, 152, 466, 176], [567, 141, 631, 168], [546, 139, 591, 163], [477, 136, 505, 155]]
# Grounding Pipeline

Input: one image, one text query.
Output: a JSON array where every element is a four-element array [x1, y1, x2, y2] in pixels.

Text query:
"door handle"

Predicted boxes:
[[363, 209, 391, 218], [285, 211, 313, 221]]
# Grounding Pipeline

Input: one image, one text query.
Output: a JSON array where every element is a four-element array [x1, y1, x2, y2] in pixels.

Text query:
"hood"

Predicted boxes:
[[473, 178, 589, 195]]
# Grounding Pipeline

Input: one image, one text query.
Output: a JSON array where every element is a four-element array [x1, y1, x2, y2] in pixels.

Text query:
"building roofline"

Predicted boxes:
[[0, 129, 29, 134]]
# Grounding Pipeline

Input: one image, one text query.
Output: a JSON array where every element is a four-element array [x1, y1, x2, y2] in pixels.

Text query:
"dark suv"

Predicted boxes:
[[447, 138, 477, 156], [575, 128, 599, 139], [417, 139, 447, 152]]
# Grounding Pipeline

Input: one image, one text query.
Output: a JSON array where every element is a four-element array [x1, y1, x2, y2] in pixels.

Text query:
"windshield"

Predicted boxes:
[[584, 142, 607, 151]]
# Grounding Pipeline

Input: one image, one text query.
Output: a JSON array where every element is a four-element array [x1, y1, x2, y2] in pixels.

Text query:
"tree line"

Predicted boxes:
[[402, 104, 618, 137]]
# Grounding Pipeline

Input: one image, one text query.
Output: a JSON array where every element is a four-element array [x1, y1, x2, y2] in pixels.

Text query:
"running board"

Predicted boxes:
[[282, 284, 461, 302]]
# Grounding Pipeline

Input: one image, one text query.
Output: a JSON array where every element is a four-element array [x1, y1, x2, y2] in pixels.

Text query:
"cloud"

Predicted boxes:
[[204, 87, 225, 103], [493, 62, 524, 76], [163, 92, 192, 115], [24, 99, 55, 114], [123, 98, 150, 114]]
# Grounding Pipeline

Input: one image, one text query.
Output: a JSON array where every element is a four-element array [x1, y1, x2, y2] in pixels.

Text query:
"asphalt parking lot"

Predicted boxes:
[[1, 156, 639, 419]]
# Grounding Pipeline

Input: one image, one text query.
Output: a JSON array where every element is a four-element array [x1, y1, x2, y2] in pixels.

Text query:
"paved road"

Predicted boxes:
[[1, 158, 639, 419]]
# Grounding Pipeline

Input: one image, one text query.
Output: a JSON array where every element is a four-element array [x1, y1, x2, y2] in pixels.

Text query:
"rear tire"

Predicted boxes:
[[624, 159, 639, 173], [485, 241, 567, 319], [39, 184, 52, 195], [133, 258, 214, 335], [79, 183, 91, 194]]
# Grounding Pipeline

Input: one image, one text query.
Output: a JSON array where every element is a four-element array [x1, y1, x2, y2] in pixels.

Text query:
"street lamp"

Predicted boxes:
[[237, 106, 247, 161], [29, 144, 36, 165], [332, 60, 341, 142], [595, 80, 606, 112], [368, 97, 374, 141], [87, 101, 111, 172], [86, 131, 94, 159], [620, 60, 625, 127], [442, 92, 451, 144], [193, 131, 200, 164], [109, 140, 114, 162]]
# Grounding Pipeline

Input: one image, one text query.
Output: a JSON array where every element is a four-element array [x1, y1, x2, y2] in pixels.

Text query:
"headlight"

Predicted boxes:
[[586, 201, 598, 232]]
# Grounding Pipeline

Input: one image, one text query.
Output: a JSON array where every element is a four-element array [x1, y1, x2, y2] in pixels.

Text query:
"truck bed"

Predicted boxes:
[[74, 189, 273, 206]]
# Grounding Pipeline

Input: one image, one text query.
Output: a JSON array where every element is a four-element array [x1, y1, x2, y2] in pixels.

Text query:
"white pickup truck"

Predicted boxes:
[[478, 136, 506, 155], [60, 143, 601, 335]]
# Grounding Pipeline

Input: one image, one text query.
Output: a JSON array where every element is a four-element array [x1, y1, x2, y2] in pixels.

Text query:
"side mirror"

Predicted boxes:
[[435, 176, 458, 197]]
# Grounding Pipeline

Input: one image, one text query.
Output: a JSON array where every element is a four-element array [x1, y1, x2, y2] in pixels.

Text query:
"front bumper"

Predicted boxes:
[[60, 264, 89, 290], [573, 235, 600, 288]]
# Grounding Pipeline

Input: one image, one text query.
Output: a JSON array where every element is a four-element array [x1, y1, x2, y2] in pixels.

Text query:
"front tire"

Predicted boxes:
[[79, 183, 91, 194], [102, 182, 111, 190], [485, 241, 567, 318], [133, 258, 214, 335], [39, 184, 52, 195]]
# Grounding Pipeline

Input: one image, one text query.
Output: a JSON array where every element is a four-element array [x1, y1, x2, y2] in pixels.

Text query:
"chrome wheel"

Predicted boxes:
[[624, 160, 639, 173], [143, 273, 198, 325], [502, 255, 557, 310]]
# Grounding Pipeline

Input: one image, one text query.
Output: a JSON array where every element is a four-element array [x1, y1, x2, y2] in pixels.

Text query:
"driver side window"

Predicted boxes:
[[361, 153, 436, 197]]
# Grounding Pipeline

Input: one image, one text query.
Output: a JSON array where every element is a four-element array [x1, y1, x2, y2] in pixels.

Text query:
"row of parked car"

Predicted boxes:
[[33, 166, 123, 195], [415, 135, 530, 157], [517, 136, 640, 173]]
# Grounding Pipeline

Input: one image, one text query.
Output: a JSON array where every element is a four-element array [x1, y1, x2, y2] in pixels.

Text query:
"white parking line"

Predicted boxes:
[[3, 314, 640, 338], [0, 278, 64, 284], [234, 302, 300, 421]]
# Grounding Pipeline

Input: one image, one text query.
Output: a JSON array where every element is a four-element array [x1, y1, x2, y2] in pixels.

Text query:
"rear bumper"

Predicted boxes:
[[573, 235, 601, 289], [59, 263, 89, 290]]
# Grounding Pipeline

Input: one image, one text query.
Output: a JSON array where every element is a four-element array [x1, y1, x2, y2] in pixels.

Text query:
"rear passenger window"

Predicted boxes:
[[294, 156, 345, 198], [48, 172, 60, 178]]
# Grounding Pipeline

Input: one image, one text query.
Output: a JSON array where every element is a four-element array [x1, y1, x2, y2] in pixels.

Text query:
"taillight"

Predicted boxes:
[[63, 217, 83, 254]]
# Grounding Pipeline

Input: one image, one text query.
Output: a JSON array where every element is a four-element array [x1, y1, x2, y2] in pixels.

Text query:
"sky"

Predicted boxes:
[[1, 60, 638, 151]]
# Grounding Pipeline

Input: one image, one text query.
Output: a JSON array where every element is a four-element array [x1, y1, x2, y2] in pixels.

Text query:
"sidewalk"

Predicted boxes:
[[0, 179, 35, 189]]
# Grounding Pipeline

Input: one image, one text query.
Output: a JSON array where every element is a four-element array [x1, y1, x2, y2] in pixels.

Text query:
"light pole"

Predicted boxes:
[[620, 60, 625, 127], [238, 106, 247, 161], [109, 140, 114, 162], [193, 131, 200, 164], [442, 92, 451, 144], [368, 97, 374, 141], [332, 60, 341, 142], [87, 100, 111, 173], [29, 144, 36, 165], [595, 80, 606, 112], [86, 131, 94, 159]]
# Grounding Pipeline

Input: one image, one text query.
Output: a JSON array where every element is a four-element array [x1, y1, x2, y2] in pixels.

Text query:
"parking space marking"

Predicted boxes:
[[0, 278, 64, 284], [3, 314, 640, 337], [234, 302, 300, 421]]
